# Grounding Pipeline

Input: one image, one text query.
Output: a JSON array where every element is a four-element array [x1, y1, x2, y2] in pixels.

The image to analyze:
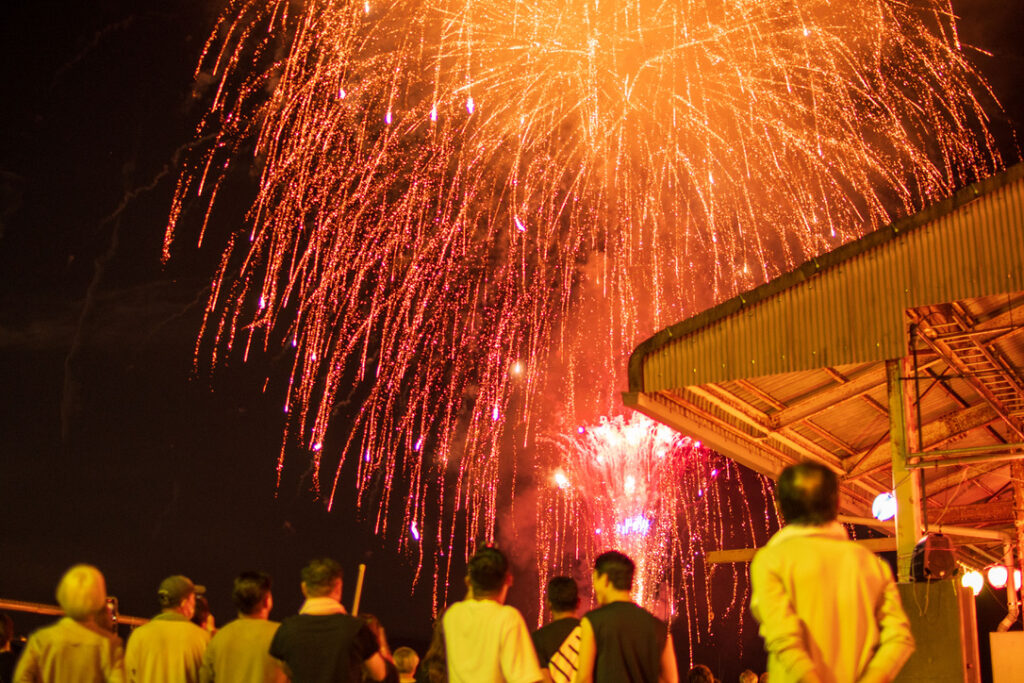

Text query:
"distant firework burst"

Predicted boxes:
[[166, 0, 1001, 587], [536, 414, 776, 646]]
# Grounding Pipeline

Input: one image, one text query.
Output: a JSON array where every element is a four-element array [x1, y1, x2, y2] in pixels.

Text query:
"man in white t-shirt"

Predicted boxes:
[[442, 546, 543, 683]]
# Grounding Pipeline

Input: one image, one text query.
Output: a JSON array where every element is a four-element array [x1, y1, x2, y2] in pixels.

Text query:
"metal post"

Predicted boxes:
[[888, 359, 923, 582], [1012, 461, 1024, 625]]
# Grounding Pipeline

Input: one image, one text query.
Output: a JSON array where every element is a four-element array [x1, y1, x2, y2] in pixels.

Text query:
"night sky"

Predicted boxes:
[[2, 1, 1023, 679]]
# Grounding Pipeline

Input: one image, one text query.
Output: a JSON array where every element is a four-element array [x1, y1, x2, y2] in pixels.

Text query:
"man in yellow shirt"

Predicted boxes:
[[200, 571, 287, 683], [13, 564, 124, 682], [125, 575, 210, 683], [750, 462, 915, 683]]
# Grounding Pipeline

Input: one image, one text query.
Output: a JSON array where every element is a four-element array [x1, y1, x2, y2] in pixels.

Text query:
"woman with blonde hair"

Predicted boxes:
[[13, 564, 124, 682]]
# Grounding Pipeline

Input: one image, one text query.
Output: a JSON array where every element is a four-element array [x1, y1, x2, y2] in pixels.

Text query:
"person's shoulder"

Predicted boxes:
[[274, 613, 311, 634], [534, 616, 579, 642], [622, 601, 662, 624], [21, 617, 67, 647], [531, 619, 554, 638], [443, 598, 479, 619], [446, 602, 473, 618], [211, 617, 256, 638], [532, 619, 559, 636], [498, 602, 530, 623], [129, 617, 156, 633], [187, 621, 213, 642]]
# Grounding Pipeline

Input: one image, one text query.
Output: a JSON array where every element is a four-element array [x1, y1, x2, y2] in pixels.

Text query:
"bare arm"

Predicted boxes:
[[363, 652, 388, 682], [658, 632, 678, 683], [572, 618, 596, 683]]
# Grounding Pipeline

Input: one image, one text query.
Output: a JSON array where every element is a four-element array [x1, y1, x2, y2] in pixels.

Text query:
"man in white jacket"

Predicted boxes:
[[751, 462, 915, 683]]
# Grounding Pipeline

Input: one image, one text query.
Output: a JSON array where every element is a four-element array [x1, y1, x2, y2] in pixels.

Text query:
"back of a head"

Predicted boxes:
[[158, 575, 200, 609], [233, 571, 272, 615], [302, 558, 343, 597], [594, 550, 634, 591], [739, 670, 759, 683], [686, 664, 715, 683], [56, 564, 107, 621], [468, 546, 509, 595], [777, 461, 839, 525], [191, 594, 211, 627], [393, 646, 420, 675], [546, 576, 580, 613]]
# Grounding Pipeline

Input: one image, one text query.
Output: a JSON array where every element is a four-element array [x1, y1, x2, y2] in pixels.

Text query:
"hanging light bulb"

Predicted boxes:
[[1015, 568, 1022, 592], [960, 570, 983, 597], [987, 565, 1009, 590], [871, 492, 897, 521]]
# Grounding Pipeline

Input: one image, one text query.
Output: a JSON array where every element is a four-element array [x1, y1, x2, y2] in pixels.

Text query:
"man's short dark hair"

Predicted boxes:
[[594, 551, 634, 591], [546, 576, 579, 612], [233, 571, 272, 615], [777, 461, 840, 525], [301, 558, 343, 597], [467, 546, 509, 595]]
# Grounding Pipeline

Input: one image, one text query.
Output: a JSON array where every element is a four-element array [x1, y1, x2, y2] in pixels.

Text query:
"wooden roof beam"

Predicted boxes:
[[767, 365, 886, 429], [927, 500, 1015, 526], [845, 402, 999, 479], [925, 462, 1008, 498]]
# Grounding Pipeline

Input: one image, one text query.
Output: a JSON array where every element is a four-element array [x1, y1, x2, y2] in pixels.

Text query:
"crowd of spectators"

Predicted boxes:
[[3, 462, 914, 683]]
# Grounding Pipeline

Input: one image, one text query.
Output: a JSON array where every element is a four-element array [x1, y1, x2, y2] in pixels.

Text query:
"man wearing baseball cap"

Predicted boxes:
[[125, 574, 211, 683]]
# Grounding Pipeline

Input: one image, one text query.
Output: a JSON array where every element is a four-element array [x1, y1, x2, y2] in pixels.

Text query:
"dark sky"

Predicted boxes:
[[1, 1, 1022, 679], [0, 0, 442, 651]]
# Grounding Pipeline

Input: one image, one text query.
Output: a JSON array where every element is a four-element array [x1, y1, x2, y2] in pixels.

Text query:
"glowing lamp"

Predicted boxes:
[[1016, 569, 1022, 592], [960, 570, 983, 597], [987, 565, 1009, 590], [871, 492, 897, 521]]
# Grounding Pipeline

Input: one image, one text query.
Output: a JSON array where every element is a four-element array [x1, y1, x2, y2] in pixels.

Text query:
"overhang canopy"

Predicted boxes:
[[625, 164, 1024, 567]]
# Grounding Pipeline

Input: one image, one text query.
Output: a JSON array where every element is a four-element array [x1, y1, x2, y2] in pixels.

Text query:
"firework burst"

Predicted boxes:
[[536, 414, 777, 648], [166, 0, 1001, 593]]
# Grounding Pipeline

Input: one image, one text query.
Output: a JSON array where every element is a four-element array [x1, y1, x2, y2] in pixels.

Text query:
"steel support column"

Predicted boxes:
[[1013, 460, 1024, 621], [888, 359, 923, 581]]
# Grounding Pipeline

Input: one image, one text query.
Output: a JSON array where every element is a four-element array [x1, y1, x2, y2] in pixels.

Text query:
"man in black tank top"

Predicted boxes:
[[574, 551, 678, 683]]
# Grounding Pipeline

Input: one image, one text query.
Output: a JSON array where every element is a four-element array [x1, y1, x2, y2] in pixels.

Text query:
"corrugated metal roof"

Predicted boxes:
[[629, 164, 1024, 392]]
